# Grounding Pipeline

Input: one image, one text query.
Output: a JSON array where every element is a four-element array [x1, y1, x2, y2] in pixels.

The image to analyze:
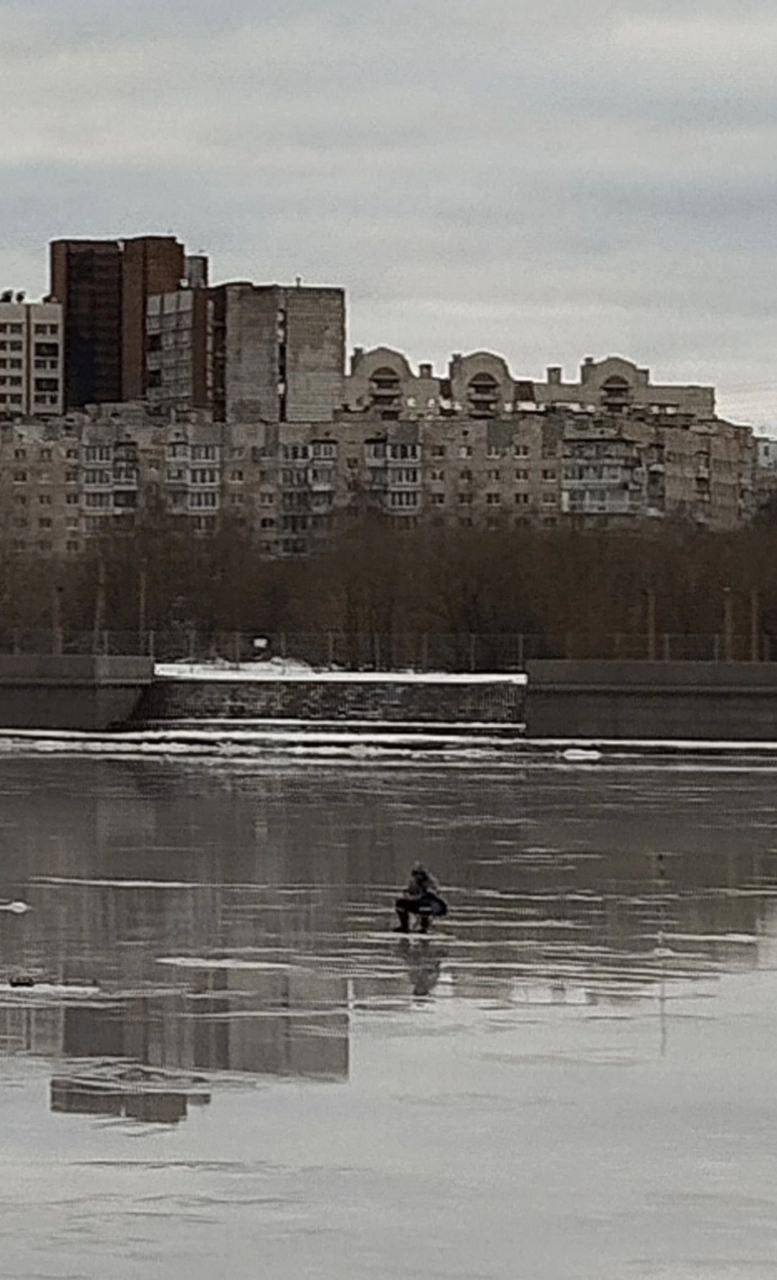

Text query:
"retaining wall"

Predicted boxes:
[[525, 661, 777, 740], [136, 674, 527, 726], [0, 656, 154, 731]]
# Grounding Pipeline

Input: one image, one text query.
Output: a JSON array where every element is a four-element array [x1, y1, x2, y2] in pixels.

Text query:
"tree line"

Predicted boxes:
[[1, 510, 777, 658]]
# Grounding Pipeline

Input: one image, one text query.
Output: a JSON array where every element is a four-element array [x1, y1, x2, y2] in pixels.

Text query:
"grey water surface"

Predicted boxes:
[[1, 757, 776, 1279]]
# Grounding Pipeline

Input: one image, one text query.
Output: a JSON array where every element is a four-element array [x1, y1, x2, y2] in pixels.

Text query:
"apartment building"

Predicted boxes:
[[0, 420, 81, 555], [120, 236, 186, 400], [146, 287, 212, 414], [345, 350, 716, 422], [50, 236, 191, 409], [146, 281, 346, 424], [0, 399, 756, 559], [50, 240, 123, 408], [0, 299, 63, 418]]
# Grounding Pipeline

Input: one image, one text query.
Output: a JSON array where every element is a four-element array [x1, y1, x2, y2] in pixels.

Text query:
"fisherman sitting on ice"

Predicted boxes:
[[394, 862, 448, 934]]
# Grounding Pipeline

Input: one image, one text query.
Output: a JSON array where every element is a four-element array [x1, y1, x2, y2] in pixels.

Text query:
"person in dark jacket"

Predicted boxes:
[[394, 862, 448, 933]]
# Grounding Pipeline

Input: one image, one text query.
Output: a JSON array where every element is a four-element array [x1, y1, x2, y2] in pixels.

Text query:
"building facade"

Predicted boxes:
[[147, 282, 346, 424], [50, 240, 123, 409], [0, 402, 755, 560], [0, 299, 63, 418], [120, 236, 186, 401], [50, 235, 191, 409], [345, 350, 716, 422]]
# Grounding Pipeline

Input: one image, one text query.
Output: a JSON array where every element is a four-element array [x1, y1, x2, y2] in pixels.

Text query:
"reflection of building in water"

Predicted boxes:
[[49, 964, 349, 1083], [0, 1004, 65, 1057], [156, 964, 349, 1080], [51, 1064, 210, 1125]]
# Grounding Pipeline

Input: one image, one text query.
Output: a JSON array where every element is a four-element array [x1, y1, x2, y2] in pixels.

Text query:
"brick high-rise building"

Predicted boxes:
[[121, 236, 185, 400], [50, 240, 123, 409], [50, 235, 188, 409]]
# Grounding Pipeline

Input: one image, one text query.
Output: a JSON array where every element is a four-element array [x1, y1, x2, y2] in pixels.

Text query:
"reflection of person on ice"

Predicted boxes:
[[394, 862, 448, 934]]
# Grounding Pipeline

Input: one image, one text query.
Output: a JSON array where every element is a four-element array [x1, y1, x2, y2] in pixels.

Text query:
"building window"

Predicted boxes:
[[39, 494, 52, 506], [486, 492, 501, 504], [458, 445, 473, 459], [12, 471, 26, 483], [458, 493, 473, 505]]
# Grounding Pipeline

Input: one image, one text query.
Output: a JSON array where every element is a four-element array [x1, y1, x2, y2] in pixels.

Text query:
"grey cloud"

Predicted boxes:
[[1, 0, 777, 424]]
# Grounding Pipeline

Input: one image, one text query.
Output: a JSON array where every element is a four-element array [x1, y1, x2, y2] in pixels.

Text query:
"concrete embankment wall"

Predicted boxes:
[[0, 656, 154, 731], [525, 661, 777, 740], [136, 675, 527, 726]]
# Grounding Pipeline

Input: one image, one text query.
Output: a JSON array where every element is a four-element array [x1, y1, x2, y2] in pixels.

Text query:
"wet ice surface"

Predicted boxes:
[[1, 761, 777, 1278]]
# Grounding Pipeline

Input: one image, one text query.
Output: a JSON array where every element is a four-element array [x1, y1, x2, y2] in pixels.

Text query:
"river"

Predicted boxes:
[[1, 755, 776, 1279]]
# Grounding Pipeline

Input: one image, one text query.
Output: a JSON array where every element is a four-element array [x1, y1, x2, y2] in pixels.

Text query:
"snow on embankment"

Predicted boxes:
[[153, 659, 527, 685]]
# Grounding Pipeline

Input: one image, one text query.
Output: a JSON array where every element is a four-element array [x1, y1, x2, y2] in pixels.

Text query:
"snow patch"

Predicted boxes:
[[154, 661, 527, 686]]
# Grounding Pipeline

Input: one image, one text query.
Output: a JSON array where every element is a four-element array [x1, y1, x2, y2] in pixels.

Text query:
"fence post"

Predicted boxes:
[[646, 589, 656, 661], [713, 634, 721, 663], [723, 587, 734, 662], [233, 630, 241, 669], [102, 629, 109, 656], [51, 583, 63, 656], [279, 632, 287, 659], [148, 629, 155, 661], [421, 632, 429, 672], [373, 632, 381, 670], [468, 633, 476, 673], [517, 633, 525, 671], [751, 589, 760, 663], [327, 631, 335, 668], [12, 628, 20, 656], [662, 633, 670, 661], [188, 627, 196, 663]]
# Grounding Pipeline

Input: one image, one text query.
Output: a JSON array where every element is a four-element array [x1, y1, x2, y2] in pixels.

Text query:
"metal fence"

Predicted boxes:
[[0, 629, 772, 668]]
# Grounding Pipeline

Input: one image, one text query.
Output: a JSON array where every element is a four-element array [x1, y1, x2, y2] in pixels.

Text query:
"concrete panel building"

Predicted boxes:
[[211, 282, 345, 424], [0, 298, 64, 418], [345, 350, 716, 423], [146, 288, 212, 414], [0, 399, 755, 559], [148, 282, 346, 424]]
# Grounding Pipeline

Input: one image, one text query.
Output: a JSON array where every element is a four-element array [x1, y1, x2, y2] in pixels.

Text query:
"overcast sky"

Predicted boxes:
[[2, 0, 777, 425]]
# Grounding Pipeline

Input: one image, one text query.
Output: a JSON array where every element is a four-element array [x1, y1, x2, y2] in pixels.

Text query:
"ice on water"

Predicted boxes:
[[1, 759, 776, 1279]]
